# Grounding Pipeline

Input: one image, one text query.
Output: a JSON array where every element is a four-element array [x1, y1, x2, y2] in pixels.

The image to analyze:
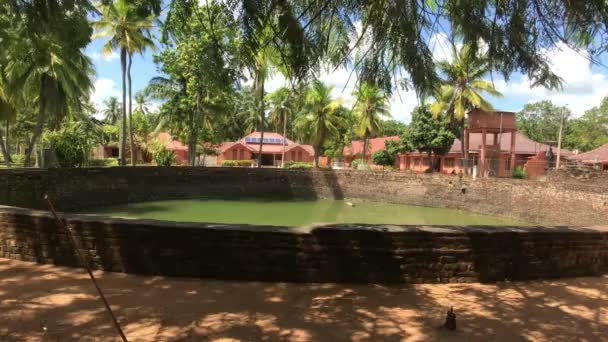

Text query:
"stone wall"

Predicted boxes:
[[1, 167, 607, 225], [1, 206, 607, 283]]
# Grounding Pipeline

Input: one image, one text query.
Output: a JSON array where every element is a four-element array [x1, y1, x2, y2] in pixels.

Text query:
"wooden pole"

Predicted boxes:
[[556, 109, 566, 169]]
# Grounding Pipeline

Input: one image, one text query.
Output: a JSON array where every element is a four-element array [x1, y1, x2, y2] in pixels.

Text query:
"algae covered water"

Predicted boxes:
[[82, 199, 520, 227]]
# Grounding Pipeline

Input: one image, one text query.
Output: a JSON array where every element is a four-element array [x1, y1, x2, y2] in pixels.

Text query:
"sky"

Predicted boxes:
[[87, 24, 608, 124]]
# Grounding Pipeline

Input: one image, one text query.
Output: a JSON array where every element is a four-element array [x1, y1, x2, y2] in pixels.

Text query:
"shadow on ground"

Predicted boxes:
[[0, 258, 606, 341]]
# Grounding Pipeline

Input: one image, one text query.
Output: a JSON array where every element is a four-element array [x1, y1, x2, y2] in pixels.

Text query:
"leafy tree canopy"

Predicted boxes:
[[408, 106, 456, 157]]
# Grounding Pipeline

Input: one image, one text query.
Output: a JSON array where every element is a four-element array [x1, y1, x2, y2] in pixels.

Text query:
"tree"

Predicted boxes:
[[430, 43, 502, 161], [517, 101, 569, 144], [294, 81, 346, 167], [101, 97, 121, 124], [564, 98, 608, 152], [93, 0, 155, 166], [408, 106, 456, 172], [134, 91, 151, 116], [5, 14, 94, 167], [381, 120, 407, 136], [150, 1, 240, 166], [352, 83, 391, 162]]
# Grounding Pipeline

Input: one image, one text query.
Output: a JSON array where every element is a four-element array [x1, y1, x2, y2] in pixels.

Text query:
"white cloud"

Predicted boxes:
[[90, 51, 119, 62], [493, 43, 608, 116]]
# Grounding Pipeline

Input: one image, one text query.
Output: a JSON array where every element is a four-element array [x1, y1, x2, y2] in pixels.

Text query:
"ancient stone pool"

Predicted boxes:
[[81, 199, 521, 226]]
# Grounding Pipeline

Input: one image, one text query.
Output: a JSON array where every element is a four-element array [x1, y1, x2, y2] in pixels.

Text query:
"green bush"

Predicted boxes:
[[512, 166, 528, 179], [372, 149, 395, 167], [284, 161, 313, 169], [88, 158, 119, 167], [351, 158, 370, 170], [222, 159, 252, 167], [0, 154, 25, 166], [44, 125, 95, 168], [149, 142, 176, 167]]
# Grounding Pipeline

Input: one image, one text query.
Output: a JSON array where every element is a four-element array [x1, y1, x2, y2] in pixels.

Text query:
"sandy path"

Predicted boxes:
[[0, 258, 606, 341]]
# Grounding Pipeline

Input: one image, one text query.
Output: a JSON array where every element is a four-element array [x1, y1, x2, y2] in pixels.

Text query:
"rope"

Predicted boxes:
[[44, 194, 128, 342]]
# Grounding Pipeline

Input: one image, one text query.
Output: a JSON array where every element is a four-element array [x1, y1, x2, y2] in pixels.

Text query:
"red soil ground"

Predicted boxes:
[[0, 258, 606, 341]]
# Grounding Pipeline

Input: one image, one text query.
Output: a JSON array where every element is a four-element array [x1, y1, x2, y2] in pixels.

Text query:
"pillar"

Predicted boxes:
[[493, 133, 498, 146], [480, 129, 487, 177], [510, 131, 517, 172]]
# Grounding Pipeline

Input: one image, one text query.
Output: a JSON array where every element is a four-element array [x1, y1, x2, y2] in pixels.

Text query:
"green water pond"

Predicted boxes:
[[81, 199, 522, 227]]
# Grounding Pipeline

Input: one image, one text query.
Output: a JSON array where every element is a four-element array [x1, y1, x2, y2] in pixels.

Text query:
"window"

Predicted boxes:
[[414, 158, 420, 166], [444, 158, 455, 167], [232, 149, 237, 160]]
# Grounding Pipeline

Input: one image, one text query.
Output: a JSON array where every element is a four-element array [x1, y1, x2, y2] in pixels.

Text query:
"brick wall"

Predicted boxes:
[[1, 206, 607, 283], [1, 167, 607, 225]]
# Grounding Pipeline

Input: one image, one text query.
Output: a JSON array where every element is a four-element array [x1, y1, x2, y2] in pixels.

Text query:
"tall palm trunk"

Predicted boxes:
[[25, 76, 47, 167], [188, 94, 200, 166], [119, 47, 127, 166], [0, 128, 10, 167], [256, 74, 265, 168], [128, 53, 136, 166], [362, 132, 369, 165]]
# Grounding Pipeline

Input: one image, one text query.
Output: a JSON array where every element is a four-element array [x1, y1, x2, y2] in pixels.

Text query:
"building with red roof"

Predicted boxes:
[[395, 110, 572, 178], [567, 143, 608, 171], [217, 131, 314, 166]]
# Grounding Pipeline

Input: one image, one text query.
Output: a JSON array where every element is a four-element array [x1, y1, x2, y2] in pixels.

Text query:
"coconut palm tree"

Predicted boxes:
[[101, 96, 121, 124], [294, 81, 345, 167], [0, 72, 15, 167], [352, 83, 391, 162], [5, 35, 94, 167], [93, 0, 155, 166], [430, 43, 502, 160], [134, 91, 151, 116]]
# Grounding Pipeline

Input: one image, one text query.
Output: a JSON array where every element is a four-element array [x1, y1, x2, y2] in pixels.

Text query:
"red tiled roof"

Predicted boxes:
[[157, 132, 188, 151], [568, 143, 608, 163], [220, 131, 315, 156], [343, 136, 400, 156], [446, 132, 572, 156]]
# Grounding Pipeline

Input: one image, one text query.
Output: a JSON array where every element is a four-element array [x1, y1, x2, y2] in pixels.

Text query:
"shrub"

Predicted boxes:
[[512, 166, 528, 179], [149, 141, 176, 167], [222, 160, 252, 167], [0, 154, 25, 167], [372, 149, 395, 167], [44, 125, 94, 168], [284, 161, 313, 169], [88, 158, 119, 167], [351, 158, 370, 170]]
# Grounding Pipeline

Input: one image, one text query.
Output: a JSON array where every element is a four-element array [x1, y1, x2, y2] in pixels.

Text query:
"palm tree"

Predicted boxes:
[[430, 43, 502, 160], [134, 91, 150, 116], [352, 83, 391, 162], [101, 96, 121, 124], [5, 35, 94, 167], [93, 0, 155, 166], [0, 72, 15, 167], [294, 81, 345, 167]]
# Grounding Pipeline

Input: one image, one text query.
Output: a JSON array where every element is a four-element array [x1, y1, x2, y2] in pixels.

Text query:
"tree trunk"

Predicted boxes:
[[119, 48, 127, 166], [256, 75, 265, 168], [188, 94, 200, 167], [362, 132, 369, 165], [128, 53, 136, 166], [24, 76, 47, 167], [0, 126, 11, 167], [459, 119, 466, 174]]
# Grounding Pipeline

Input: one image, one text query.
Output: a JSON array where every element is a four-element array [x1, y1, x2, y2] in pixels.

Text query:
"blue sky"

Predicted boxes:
[[87, 24, 608, 123]]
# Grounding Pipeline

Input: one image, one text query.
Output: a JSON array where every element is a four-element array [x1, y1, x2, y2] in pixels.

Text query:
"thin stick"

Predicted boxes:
[[44, 194, 128, 342]]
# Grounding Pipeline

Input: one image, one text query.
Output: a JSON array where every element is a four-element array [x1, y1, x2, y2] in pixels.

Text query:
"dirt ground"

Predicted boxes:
[[0, 258, 606, 341]]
